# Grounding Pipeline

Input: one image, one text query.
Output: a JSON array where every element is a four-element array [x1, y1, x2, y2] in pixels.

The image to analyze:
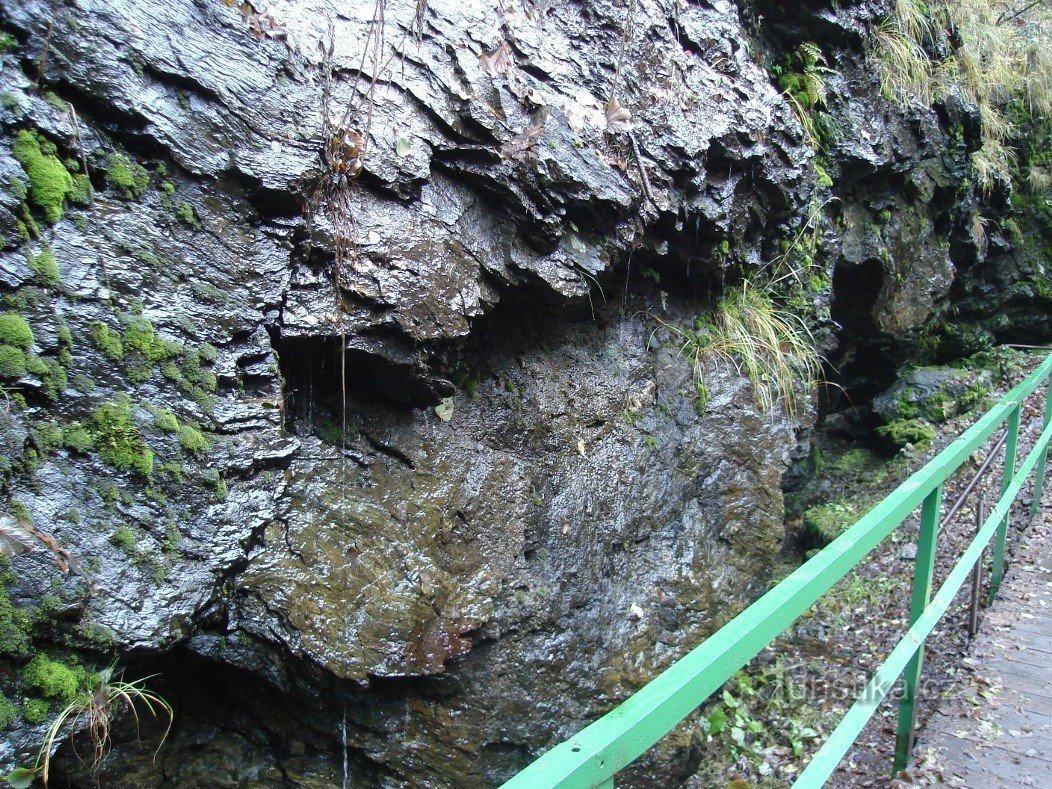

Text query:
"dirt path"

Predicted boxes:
[[682, 350, 1052, 787], [904, 496, 1051, 787], [824, 352, 1052, 787]]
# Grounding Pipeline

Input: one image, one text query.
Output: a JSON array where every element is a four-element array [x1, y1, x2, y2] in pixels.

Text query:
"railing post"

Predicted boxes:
[[893, 484, 943, 773], [989, 405, 1021, 603], [968, 499, 985, 637], [1029, 379, 1052, 522]]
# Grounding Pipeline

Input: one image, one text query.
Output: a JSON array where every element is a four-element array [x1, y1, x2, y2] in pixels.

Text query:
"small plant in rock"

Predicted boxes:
[[872, 0, 1052, 191], [666, 281, 822, 419], [6, 665, 172, 788], [774, 42, 835, 146]]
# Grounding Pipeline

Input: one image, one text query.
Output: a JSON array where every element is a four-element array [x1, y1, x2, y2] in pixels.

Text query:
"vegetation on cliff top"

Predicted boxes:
[[873, 0, 1052, 191]]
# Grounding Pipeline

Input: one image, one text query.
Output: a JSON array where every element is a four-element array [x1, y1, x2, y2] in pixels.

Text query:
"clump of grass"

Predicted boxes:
[[667, 281, 822, 419], [8, 665, 172, 788], [872, 0, 1052, 192], [873, 0, 942, 106]]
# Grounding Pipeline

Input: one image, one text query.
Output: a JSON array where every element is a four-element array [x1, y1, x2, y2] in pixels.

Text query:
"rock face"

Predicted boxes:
[[0, 0, 1045, 785]]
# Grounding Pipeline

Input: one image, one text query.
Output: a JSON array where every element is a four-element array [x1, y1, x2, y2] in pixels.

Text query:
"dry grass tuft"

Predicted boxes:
[[665, 282, 822, 420], [872, 0, 1052, 191]]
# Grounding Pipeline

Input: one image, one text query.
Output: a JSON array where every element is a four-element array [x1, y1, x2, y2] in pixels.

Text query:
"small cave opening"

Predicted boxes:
[[831, 258, 884, 337], [829, 259, 899, 406], [270, 329, 450, 445], [271, 335, 345, 439]]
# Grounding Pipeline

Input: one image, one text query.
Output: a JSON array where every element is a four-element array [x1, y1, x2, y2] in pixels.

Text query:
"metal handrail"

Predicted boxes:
[[504, 352, 1052, 788]]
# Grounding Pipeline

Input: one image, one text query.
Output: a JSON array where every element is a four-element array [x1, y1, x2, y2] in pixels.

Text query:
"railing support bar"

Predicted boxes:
[[1029, 380, 1052, 522], [893, 484, 943, 772], [968, 499, 985, 637], [989, 405, 1021, 602]]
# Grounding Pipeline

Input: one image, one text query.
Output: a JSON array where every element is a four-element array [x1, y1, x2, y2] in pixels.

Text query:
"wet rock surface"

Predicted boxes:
[[0, 0, 1046, 785]]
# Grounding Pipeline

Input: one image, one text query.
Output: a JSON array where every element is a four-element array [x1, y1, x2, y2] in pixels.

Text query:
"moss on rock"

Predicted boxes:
[[0, 345, 26, 379], [91, 400, 154, 475], [802, 501, 857, 547], [109, 526, 137, 557], [0, 313, 34, 350], [0, 693, 15, 729], [153, 408, 179, 433], [29, 246, 61, 286], [23, 697, 49, 724], [175, 202, 201, 229], [178, 424, 209, 456], [11, 130, 75, 224], [106, 152, 149, 200], [121, 314, 181, 363], [0, 575, 34, 659], [62, 424, 94, 453], [23, 655, 86, 706], [90, 322, 124, 361], [876, 418, 937, 448]]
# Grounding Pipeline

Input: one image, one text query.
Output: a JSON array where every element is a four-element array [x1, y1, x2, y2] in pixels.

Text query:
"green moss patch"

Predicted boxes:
[[0, 693, 15, 729], [23, 655, 89, 706], [0, 580, 33, 659], [11, 130, 75, 224], [62, 424, 94, 453], [91, 400, 154, 475], [106, 153, 149, 200], [178, 424, 209, 457], [28, 247, 61, 286], [0, 313, 34, 350], [121, 314, 181, 363], [802, 501, 858, 548], [109, 526, 137, 557], [876, 418, 937, 449], [23, 697, 48, 724], [175, 202, 201, 229], [153, 408, 179, 433], [90, 322, 124, 361], [0, 345, 26, 379]]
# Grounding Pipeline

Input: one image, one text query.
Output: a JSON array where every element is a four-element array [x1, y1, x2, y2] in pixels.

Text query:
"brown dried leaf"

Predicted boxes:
[[479, 41, 513, 77], [0, 514, 33, 556], [0, 513, 76, 574], [604, 96, 632, 134], [29, 524, 73, 574], [500, 121, 546, 160]]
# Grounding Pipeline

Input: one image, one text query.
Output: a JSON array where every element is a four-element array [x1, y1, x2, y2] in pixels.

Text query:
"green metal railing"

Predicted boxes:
[[504, 352, 1052, 789]]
